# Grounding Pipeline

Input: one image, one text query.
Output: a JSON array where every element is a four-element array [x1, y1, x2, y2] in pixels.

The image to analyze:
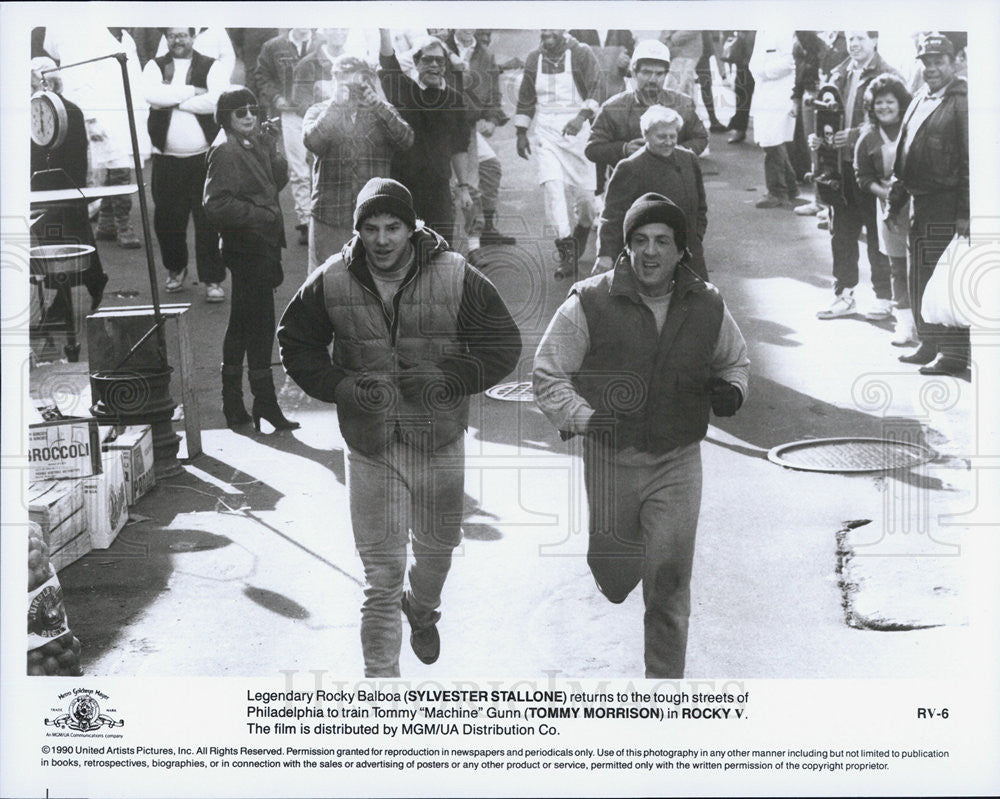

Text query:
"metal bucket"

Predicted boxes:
[[29, 244, 94, 277], [90, 368, 181, 478], [90, 368, 176, 421]]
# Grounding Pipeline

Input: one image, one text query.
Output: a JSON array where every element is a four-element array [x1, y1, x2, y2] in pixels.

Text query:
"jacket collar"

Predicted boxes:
[[343, 225, 451, 291], [606, 252, 704, 302], [833, 51, 889, 80]]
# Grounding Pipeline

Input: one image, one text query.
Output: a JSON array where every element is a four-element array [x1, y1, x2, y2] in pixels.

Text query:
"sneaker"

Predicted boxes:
[[401, 592, 440, 664], [794, 201, 820, 216], [117, 229, 141, 249], [205, 283, 225, 303], [864, 298, 893, 320], [709, 121, 728, 133], [164, 268, 187, 293], [727, 130, 746, 144], [786, 197, 812, 209], [816, 289, 856, 319], [755, 194, 786, 209]]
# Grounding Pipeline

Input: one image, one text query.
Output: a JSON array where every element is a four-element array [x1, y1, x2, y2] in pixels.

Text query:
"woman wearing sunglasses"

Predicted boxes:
[[203, 87, 300, 432]]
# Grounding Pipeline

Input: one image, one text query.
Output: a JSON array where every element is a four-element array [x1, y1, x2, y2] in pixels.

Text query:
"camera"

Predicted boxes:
[[260, 116, 281, 136]]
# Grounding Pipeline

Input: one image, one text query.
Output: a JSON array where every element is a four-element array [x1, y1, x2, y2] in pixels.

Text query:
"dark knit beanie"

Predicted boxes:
[[353, 178, 417, 231], [215, 87, 258, 127], [622, 192, 688, 251]]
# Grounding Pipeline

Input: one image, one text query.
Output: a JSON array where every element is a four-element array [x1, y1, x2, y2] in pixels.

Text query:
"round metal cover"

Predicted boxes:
[[485, 381, 535, 402], [767, 437, 935, 473]]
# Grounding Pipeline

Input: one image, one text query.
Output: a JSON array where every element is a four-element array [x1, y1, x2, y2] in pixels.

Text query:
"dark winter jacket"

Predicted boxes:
[[585, 87, 709, 164], [828, 50, 902, 155], [255, 33, 318, 116], [378, 52, 470, 197], [203, 128, 288, 282], [597, 145, 708, 278], [277, 227, 521, 455], [891, 77, 969, 220]]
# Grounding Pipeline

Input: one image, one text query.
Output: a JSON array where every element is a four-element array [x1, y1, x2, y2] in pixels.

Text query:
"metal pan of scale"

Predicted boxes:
[[29, 243, 94, 277], [767, 436, 936, 473]]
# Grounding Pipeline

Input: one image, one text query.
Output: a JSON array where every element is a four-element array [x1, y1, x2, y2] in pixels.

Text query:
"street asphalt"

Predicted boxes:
[[29, 60, 985, 681]]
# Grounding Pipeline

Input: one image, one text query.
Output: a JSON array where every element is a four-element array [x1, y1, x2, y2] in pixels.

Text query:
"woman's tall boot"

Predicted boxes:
[[221, 364, 251, 428], [248, 367, 300, 432]]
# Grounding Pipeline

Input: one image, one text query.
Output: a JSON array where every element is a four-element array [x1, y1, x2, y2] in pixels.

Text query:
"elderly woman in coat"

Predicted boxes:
[[203, 87, 299, 432], [749, 30, 800, 208], [595, 105, 708, 279]]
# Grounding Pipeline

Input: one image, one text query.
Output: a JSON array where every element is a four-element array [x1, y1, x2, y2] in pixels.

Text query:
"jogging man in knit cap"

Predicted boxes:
[[533, 193, 749, 678], [277, 178, 521, 677]]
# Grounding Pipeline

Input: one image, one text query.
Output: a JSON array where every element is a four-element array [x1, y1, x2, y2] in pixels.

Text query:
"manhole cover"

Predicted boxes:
[[767, 437, 935, 473], [485, 381, 535, 402]]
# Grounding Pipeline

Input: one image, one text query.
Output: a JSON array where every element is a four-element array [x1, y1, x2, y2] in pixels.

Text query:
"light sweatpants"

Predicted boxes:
[[346, 435, 465, 677], [543, 179, 596, 240], [584, 441, 702, 679], [281, 112, 311, 226]]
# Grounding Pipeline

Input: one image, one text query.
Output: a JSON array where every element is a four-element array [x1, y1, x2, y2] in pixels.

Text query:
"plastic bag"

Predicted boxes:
[[922, 235, 972, 328]]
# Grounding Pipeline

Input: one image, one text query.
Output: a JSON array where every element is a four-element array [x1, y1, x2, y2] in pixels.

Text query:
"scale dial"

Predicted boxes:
[[30, 90, 68, 149]]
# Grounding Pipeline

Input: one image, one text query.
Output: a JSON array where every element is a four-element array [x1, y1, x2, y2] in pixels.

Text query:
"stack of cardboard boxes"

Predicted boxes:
[[27, 409, 156, 571]]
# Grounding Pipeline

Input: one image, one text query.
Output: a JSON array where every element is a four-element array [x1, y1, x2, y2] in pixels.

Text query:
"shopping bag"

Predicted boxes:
[[922, 235, 973, 328]]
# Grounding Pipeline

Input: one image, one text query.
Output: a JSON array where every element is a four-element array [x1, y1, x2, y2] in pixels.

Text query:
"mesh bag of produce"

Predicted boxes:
[[27, 521, 83, 676]]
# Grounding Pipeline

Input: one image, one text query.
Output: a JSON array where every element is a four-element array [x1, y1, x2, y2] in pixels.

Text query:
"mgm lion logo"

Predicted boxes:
[[46, 693, 124, 732]]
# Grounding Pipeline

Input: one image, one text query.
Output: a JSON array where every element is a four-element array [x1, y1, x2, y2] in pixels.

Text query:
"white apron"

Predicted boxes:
[[876, 127, 909, 258], [533, 48, 596, 190]]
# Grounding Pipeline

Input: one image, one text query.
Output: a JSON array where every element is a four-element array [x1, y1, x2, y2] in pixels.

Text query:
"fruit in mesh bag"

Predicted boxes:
[[27, 524, 83, 676], [29, 531, 54, 592]]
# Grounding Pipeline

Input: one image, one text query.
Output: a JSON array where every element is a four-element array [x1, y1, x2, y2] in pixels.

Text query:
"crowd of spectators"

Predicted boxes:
[[29, 26, 970, 376]]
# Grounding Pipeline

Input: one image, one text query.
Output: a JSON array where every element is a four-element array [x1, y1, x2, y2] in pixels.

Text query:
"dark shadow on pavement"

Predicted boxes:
[[58, 528, 231, 671]]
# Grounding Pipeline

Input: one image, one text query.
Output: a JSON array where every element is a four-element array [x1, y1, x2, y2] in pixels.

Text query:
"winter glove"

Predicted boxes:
[[707, 377, 742, 417], [397, 359, 461, 409], [516, 128, 531, 159]]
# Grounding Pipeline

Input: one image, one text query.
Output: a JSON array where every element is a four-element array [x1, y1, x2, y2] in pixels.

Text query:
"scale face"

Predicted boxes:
[[30, 90, 68, 149]]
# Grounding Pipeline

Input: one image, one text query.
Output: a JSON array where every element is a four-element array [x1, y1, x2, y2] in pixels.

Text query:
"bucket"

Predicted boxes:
[[30, 244, 95, 277], [90, 368, 176, 421]]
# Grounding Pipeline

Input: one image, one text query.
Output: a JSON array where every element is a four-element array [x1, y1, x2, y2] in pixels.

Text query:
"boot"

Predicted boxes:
[[890, 308, 918, 347], [480, 211, 516, 245], [898, 340, 938, 365], [113, 197, 141, 249], [248, 368, 300, 432], [554, 236, 578, 280], [221, 364, 251, 428], [95, 199, 117, 240]]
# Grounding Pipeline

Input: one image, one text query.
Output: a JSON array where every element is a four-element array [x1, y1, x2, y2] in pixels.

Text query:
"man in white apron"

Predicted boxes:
[[515, 30, 605, 279]]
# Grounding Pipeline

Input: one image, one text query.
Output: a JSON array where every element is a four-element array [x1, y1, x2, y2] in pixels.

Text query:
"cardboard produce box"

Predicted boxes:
[[100, 425, 155, 505], [82, 450, 129, 549], [28, 480, 91, 572], [28, 417, 102, 481]]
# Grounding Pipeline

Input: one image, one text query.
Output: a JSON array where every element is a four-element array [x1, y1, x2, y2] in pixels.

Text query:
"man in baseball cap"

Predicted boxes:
[[533, 193, 749, 678], [889, 32, 970, 377]]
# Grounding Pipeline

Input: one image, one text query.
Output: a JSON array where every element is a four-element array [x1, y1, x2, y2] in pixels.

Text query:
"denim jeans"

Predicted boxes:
[[346, 435, 465, 677], [584, 441, 703, 679], [830, 165, 891, 298]]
